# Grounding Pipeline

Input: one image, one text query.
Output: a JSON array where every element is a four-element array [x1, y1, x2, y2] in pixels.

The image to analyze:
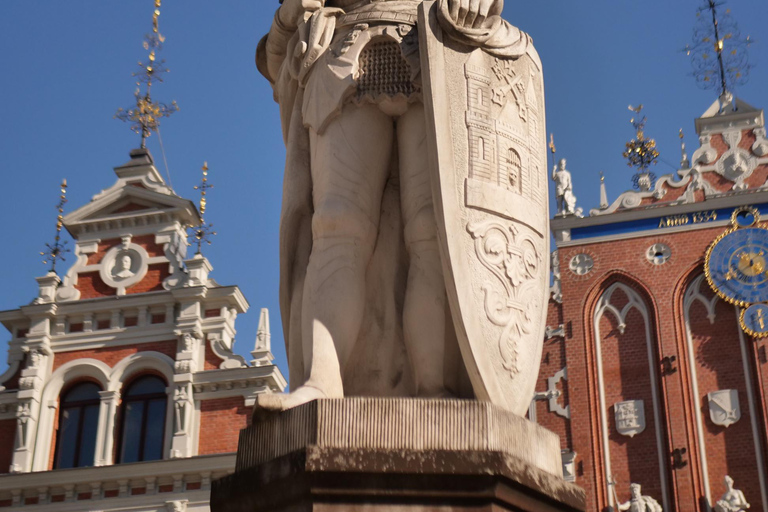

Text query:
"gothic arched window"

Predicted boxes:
[[54, 381, 101, 469], [117, 375, 167, 463]]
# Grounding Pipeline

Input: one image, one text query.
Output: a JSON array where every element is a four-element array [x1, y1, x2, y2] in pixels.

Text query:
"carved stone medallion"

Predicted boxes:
[[569, 253, 594, 276]]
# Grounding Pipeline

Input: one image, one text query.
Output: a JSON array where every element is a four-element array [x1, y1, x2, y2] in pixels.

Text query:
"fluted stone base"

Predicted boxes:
[[211, 398, 585, 512]]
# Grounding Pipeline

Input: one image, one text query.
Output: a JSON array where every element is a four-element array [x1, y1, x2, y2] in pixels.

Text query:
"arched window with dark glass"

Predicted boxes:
[[118, 375, 167, 463], [54, 382, 101, 469]]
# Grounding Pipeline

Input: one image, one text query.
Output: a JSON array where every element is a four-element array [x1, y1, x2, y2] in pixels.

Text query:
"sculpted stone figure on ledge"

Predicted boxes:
[[714, 476, 750, 512], [255, 0, 549, 415]]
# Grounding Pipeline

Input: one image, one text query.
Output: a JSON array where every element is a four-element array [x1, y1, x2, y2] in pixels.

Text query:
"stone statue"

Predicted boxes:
[[256, 0, 549, 415], [615, 483, 663, 512], [714, 476, 750, 512], [552, 158, 576, 215]]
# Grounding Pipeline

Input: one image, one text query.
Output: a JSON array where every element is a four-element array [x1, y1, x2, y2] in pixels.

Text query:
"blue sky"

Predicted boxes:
[[1, 1, 767, 377]]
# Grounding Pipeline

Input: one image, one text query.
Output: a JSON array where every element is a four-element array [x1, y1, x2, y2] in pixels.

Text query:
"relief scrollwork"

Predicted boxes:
[[468, 219, 542, 376]]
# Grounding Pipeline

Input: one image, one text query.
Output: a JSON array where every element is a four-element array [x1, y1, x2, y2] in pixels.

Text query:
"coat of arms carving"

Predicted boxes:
[[614, 400, 646, 438], [708, 389, 741, 427]]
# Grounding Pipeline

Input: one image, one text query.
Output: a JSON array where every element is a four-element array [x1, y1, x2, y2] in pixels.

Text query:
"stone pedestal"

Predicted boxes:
[[211, 398, 585, 512]]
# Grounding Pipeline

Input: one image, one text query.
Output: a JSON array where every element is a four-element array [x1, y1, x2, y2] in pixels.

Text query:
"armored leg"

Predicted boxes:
[[302, 103, 395, 397], [398, 102, 448, 397]]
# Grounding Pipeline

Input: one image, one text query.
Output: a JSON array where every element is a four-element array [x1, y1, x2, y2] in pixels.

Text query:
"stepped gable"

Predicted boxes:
[[592, 96, 767, 217]]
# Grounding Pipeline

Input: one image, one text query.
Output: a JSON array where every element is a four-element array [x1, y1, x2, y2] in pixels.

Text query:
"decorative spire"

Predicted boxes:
[[251, 308, 274, 367], [623, 105, 660, 191], [115, 0, 178, 148], [189, 162, 217, 254], [683, 0, 752, 100], [599, 172, 609, 209], [40, 180, 71, 273]]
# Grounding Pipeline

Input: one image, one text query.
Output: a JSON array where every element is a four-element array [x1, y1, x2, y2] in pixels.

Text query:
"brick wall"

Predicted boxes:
[[688, 294, 764, 506], [557, 223, 768, 512], [0, 419, 15, 474], [598, 295, 666, 505], [52, 341, 177, 372], [198, 397, 250, 455]]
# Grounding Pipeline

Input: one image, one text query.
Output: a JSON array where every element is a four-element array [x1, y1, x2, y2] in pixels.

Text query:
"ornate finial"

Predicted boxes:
[[115, 0, 178, 148], [599, 172, 609, 209], [40, 179, 71, 273], [189, 162, 217, 254], [623, 105, 660, 191], [683, 0, 752, 99], [679, 128, 690, 169]]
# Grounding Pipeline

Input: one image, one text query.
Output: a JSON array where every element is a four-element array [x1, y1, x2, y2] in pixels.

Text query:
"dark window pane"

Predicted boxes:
[[125, 376, 166, 397], [119, 401, 145, 463], [77, 404, 100, 467], [63, 382, 100, 403], [142, 399, 166, 461], [56, 408, 80, 469]]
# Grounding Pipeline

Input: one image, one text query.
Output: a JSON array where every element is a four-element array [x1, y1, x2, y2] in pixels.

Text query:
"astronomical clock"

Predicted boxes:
[[705, 206, 768, 337]]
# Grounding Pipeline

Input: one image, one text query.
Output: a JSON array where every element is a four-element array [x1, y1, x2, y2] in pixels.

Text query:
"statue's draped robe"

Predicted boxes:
[[257, 0, 531, 395]]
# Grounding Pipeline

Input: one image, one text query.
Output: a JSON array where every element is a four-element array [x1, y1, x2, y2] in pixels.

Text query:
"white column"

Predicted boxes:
[[96, 390, 120, 466]]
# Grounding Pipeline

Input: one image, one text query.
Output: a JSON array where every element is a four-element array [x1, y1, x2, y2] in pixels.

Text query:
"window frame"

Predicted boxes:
[[53, 381, 102, 469], [116, 374, 168, 464]]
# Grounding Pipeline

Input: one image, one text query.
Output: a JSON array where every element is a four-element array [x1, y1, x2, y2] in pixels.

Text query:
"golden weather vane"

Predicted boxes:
[[189, 162, 217, 254], [683, 0, 753, 98], [40, 180, 71, 273], [622, 105, 660, 191], [115, 0, 178, 148]]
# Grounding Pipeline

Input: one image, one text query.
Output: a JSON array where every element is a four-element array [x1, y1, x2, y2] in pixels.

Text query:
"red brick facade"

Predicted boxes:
[[542, 112, 768, 512], [51, 341, 178, 372], [198, 397, 250, 455]]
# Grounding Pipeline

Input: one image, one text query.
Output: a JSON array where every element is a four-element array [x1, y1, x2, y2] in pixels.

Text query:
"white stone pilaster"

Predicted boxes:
[[95, 390, 120, 466]]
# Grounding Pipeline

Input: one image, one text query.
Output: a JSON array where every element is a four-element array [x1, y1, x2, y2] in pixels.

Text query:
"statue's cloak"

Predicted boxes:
[[256, 0, 546, 412]]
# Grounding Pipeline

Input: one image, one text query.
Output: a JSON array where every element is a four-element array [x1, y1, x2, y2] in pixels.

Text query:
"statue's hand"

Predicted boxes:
[[446, 0, 503, 29], [278, 0, 324, 28]]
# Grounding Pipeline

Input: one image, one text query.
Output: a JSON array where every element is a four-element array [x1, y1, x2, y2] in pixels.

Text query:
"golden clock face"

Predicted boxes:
[[706, 227, 768, 306]]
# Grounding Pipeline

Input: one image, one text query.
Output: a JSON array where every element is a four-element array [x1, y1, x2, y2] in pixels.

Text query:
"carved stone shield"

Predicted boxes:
[[708, 389, 741, 427], [614, 400, 646, 438], [419, 3, 549, 415]]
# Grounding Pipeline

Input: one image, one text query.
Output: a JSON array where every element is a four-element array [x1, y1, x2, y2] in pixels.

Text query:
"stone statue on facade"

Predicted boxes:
[[714, 476, 750, 512], [615, 483, 663, 512], [552, 158, 576, 216], [255, 0, 549, 415]]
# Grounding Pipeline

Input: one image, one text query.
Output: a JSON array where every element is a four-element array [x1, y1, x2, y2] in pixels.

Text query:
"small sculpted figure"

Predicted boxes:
[[617, 484, 663, 512], [256, 0, 546, 413], [552, 158, 576, 215], [714, 476, 750, 512]]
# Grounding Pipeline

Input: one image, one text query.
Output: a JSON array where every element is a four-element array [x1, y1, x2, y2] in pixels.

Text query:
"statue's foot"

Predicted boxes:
[[253, 385, 328, 421]]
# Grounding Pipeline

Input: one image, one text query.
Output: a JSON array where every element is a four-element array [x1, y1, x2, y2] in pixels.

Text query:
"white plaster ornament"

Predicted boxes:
[[714, 475, 750, 512], [708, 389, 741, 427], [614, 400, 646, 438], [569, 253, 594, 276]]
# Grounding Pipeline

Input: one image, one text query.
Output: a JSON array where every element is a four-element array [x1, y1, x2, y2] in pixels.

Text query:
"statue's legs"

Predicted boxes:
[[299, 104, 395, 402], [398, 103, 448, 397]]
